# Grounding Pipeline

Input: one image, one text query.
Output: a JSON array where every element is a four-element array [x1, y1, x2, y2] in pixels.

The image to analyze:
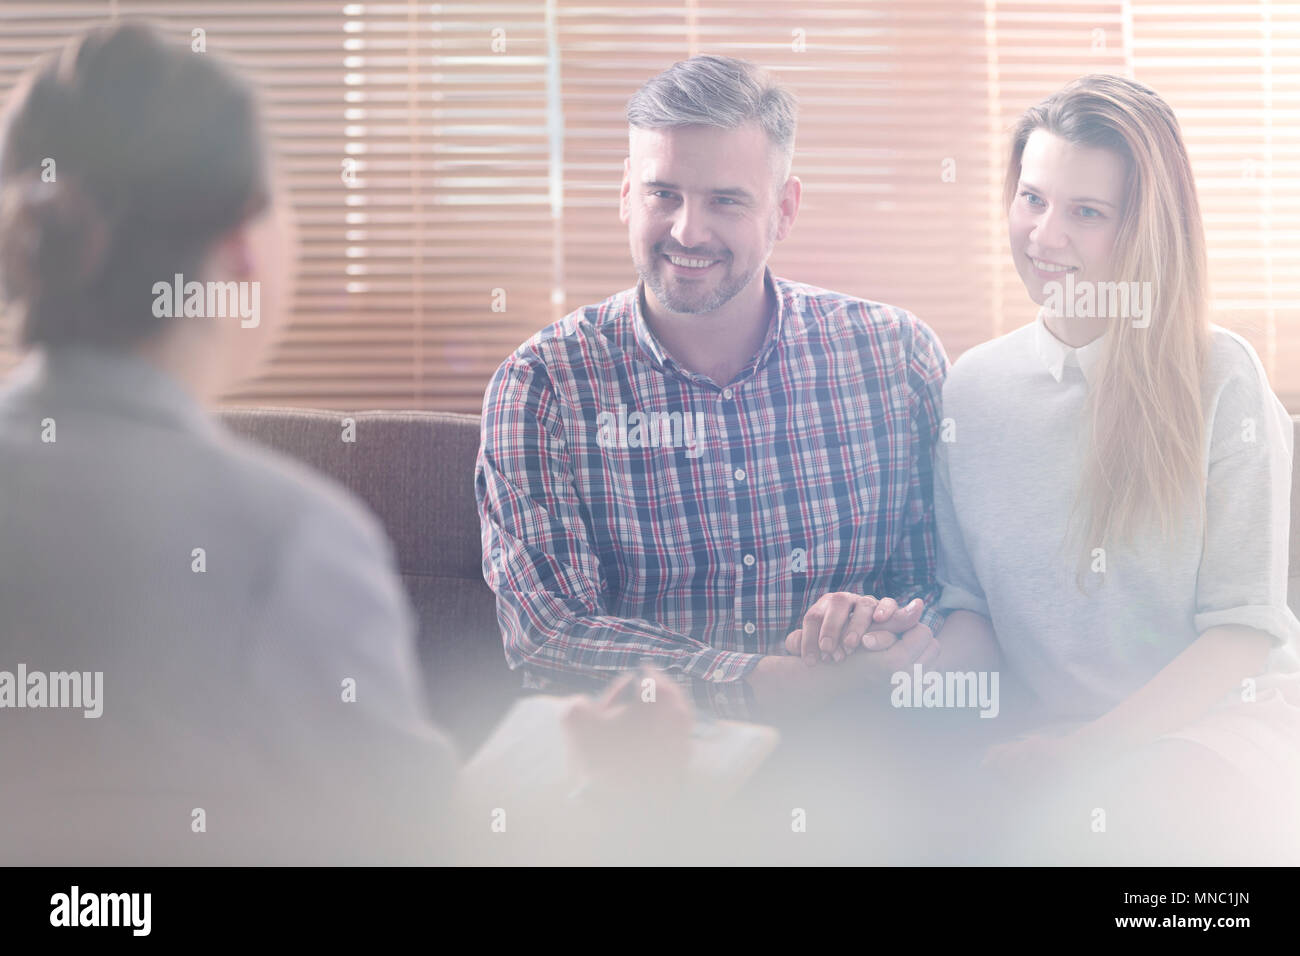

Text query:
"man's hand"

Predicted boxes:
[[752, 622, 940, 715], [785, 592, 925, 665]]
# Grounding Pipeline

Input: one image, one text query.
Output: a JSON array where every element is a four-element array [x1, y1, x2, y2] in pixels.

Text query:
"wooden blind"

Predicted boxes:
[[0, 0, 1296, 412]]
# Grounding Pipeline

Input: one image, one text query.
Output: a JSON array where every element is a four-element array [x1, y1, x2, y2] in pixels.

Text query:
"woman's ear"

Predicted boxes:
[[203, 222, 257, 280]]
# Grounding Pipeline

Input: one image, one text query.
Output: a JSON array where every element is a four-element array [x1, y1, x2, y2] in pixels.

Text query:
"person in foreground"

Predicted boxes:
[[0, 21, 690, 866], [476, 55, 945, 724], [930, 75, 1299, 863]]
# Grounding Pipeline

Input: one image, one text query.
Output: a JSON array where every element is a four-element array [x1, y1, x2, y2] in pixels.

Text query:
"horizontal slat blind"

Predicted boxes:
[[0, 1, 1296, 411], [1130, 1, 1300, 408]]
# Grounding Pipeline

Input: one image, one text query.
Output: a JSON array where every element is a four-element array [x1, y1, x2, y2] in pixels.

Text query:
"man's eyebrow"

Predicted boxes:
[[1019, 181, 1117, 209], [643, 180, 756, 201], [711, 186, 756, 200]]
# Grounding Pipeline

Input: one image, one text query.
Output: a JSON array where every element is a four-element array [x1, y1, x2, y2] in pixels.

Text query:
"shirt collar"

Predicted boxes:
[[1034, 308, 1105, 384], [631, 267, 800, 385]]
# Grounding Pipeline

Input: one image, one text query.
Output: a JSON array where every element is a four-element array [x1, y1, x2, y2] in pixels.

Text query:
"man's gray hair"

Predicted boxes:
[[626, 55, 798, 178]]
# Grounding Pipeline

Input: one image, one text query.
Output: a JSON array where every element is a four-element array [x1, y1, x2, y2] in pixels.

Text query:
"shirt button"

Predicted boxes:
[[733, 468, 747, 482], [743, 621, 756, 635], [722, 387, 734, 400], [743, 553, 755, 566], [712, 669, 726, 682]]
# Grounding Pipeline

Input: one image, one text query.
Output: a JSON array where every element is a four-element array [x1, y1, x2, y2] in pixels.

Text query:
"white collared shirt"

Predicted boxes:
[[1032, 307, 1106, 384]]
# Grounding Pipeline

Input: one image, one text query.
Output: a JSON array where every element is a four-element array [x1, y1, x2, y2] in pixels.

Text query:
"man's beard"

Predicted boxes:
[[634, 242, 759, 315], [634, 213, 779, 315]]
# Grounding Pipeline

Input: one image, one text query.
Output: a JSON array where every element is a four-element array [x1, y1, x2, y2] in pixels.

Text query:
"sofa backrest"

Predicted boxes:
[[218, 408, 1300, 751]]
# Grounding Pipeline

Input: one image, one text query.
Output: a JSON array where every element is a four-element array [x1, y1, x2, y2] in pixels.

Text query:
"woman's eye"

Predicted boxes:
[[1020, 190, 1043, 207], [1078, 206, 1103, 219]]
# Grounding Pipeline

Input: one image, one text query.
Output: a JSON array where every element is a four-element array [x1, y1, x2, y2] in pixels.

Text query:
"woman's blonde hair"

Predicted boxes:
[[1003, 75, 1210, 572]]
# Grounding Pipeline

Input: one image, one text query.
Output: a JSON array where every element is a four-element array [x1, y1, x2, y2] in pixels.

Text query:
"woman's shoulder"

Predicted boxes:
[[180, 423, 396, 580], [943, 321, 1037, 397], [1206, 325, 1271, 384], [1204, 325, 1281, 407], [1203, 325, 1294, 458]]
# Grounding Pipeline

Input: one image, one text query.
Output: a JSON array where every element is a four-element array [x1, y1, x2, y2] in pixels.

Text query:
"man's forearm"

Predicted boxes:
[[745, 650, 888, 720]]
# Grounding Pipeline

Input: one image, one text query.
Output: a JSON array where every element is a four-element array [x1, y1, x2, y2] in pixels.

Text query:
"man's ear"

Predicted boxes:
[[774, 174, 802, 242], [618, 156, 632, 224]]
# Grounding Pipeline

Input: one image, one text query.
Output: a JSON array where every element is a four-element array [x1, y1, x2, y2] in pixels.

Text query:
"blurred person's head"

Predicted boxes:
[[0, 20, 291, 400], [621, 55, 800, 319], [1003, 74, 1210, 566]]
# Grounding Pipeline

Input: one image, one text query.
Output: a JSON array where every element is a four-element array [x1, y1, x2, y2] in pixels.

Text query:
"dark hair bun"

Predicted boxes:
[[0, 20, 269, 349], [0, 175, 109, 304]]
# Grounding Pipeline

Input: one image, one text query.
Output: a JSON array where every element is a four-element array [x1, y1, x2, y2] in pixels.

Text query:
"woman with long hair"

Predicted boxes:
[[932, 74, 1300, 863]]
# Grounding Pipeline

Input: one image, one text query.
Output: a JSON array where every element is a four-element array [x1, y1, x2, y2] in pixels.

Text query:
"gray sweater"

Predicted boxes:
[[936, 314, 1300, 720], [0, 348, 457, 863]]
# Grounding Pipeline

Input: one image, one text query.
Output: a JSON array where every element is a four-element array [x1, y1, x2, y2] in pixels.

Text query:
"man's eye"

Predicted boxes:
[[715, 196, 738, 205], [651, 190, 676, 200]]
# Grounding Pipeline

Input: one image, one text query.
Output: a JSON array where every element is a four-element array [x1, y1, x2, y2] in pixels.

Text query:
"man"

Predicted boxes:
[[476, 55, 947, 721]]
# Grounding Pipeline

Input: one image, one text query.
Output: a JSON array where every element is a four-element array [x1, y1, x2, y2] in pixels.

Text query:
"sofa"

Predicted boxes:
[[218, 407, 1300, 753]]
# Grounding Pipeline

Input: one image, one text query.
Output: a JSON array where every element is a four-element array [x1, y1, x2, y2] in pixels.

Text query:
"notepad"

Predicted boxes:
[[462, 694, 779, 804]]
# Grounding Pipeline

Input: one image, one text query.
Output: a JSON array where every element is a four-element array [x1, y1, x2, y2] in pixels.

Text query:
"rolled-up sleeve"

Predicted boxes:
[[1194, 345, 1300, 658]]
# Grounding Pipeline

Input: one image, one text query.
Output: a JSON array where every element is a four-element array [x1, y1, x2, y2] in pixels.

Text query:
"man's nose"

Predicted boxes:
[[669, 199, 712, 251]]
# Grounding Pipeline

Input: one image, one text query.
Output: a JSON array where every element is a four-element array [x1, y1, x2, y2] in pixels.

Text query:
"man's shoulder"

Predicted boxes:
[[774, 276, 945, 361], [481, 286, 642, 416], [776, 276, 923, 331], [503, 286, 639, 369]]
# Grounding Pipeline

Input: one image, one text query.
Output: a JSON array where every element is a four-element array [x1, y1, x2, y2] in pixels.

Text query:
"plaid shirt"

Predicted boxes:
[[475, 269, 948, 718]]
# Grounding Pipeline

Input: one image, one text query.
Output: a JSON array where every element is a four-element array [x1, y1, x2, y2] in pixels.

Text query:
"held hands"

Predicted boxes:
[[743, 595, 941, 710], [785, 592, 928, 665]]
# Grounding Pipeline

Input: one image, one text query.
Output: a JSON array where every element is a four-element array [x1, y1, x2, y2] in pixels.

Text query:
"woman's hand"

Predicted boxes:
[[785, 592, 925, 665], [980, 733, 1080, 787]]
